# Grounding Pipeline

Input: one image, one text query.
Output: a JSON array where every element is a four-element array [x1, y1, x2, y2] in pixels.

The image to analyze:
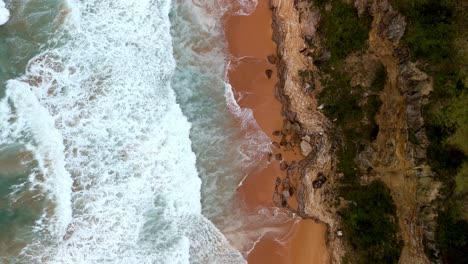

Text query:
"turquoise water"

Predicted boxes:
[[0, 0, 63, 85], [0, 1, 64, 259], [0, 0, 267, 262]]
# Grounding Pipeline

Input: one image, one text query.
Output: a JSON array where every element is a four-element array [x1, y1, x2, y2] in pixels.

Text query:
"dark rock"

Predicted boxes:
[[280, 135, 288, 146], [289, 161, 297, 170], [312, 180, 323, 189], [305, 35, 313, 43], [283, 119, 292, 132], [267, 152, 272, 162], [267, 54, 278, 64], [280, 161, 288, 171], [283, 110, 297, 122], [304, 83, 315, 94], [272, 141, 281, 149], [273, 192, 281, 204], [300, 47, 307, 53], [275, 153, 282, 160], [292, 122, 301, 133], [265, 69, 273, 79], [289, 187, 295, 196], [317, 173, 327, 184], [394, 45, 410, 64], [282, 177, 290, 186], [272, 130, 283, 136], [275, 177, 281, 192], [281, 195, 288, 207]]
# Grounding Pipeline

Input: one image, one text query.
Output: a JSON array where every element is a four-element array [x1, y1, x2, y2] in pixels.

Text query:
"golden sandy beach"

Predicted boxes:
[[224, 1, 329, 263]]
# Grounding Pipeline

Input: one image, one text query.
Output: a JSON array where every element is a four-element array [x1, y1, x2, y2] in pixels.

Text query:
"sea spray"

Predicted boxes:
[[0, 0, 9, 25], [0, 0, 244, 262]]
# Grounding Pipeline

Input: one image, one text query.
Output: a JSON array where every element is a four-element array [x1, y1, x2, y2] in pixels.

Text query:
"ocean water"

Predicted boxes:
[[0, 0, 268, 263]]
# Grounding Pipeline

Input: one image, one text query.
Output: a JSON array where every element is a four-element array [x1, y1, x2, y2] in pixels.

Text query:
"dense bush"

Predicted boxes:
[[393, 0, 468, 262], [437, 205, 468, 264], [318, 0, 371, 63], [393, 0, 457, 63], [340, 181, 403, 263]]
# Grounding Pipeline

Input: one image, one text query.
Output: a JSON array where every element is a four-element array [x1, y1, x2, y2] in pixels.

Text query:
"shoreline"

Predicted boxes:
[[224, 1, 329, 263]]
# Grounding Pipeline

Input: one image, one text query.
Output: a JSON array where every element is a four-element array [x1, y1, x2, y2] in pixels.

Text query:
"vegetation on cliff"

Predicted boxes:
[[393, 0, 467, 262], [340, 181, 402, 264], [310, 1, 403, 262], [316, 0, 371, 63]]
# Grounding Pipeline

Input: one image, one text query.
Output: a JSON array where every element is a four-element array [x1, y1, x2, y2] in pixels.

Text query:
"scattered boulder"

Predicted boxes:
[[265, 69, 273, 79], [280, 161, 288, 171], [267, 54, 278, 64], [273, 192, 281, 204], [272, 141, 281, 149], [267, 152, 272, 162], [276, 177, 282, 186], [317, 172, 327, 184], [281, 195, 287, 207], [304, 83, 315, 94], [282, 189, 291, 198], [275, 153, 282, 160], [283, 119, 292, 132], [289, 160, 297, 170], [272, 130, 283, 136], [312, 173, 328, 189], [280, 135, 288, 146], [282, 178, 291, 191], [312, 179, 323, 189]]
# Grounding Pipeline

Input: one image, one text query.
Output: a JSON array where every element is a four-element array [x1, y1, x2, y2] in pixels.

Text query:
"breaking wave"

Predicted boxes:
[[0, 0, 245, 262]]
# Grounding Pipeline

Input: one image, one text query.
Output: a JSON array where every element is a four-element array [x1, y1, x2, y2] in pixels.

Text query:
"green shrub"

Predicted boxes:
[[393, 0, 457, 63], [436, 204, 468, 264], [318, 0, 371, 64], [340, 181, 403, 263]]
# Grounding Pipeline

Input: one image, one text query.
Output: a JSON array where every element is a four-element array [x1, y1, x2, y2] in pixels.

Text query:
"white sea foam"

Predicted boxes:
[[0, 0, 9, 25], [170, 0, 270, 237], [0, 0, 245, 262]]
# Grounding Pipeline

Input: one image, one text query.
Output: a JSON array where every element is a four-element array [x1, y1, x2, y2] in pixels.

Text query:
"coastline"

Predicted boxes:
[[224, 1, 329, 263]]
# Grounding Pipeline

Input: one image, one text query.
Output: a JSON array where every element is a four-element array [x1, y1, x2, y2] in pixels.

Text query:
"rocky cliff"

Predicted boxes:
[[268, 0, 455, 262]]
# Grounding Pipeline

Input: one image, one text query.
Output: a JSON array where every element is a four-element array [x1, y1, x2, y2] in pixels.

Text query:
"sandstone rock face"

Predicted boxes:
[[272, 0, 343, 262]]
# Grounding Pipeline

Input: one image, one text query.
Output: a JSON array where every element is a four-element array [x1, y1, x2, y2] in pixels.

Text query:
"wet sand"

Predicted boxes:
[[224, 1, 329, 263]]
